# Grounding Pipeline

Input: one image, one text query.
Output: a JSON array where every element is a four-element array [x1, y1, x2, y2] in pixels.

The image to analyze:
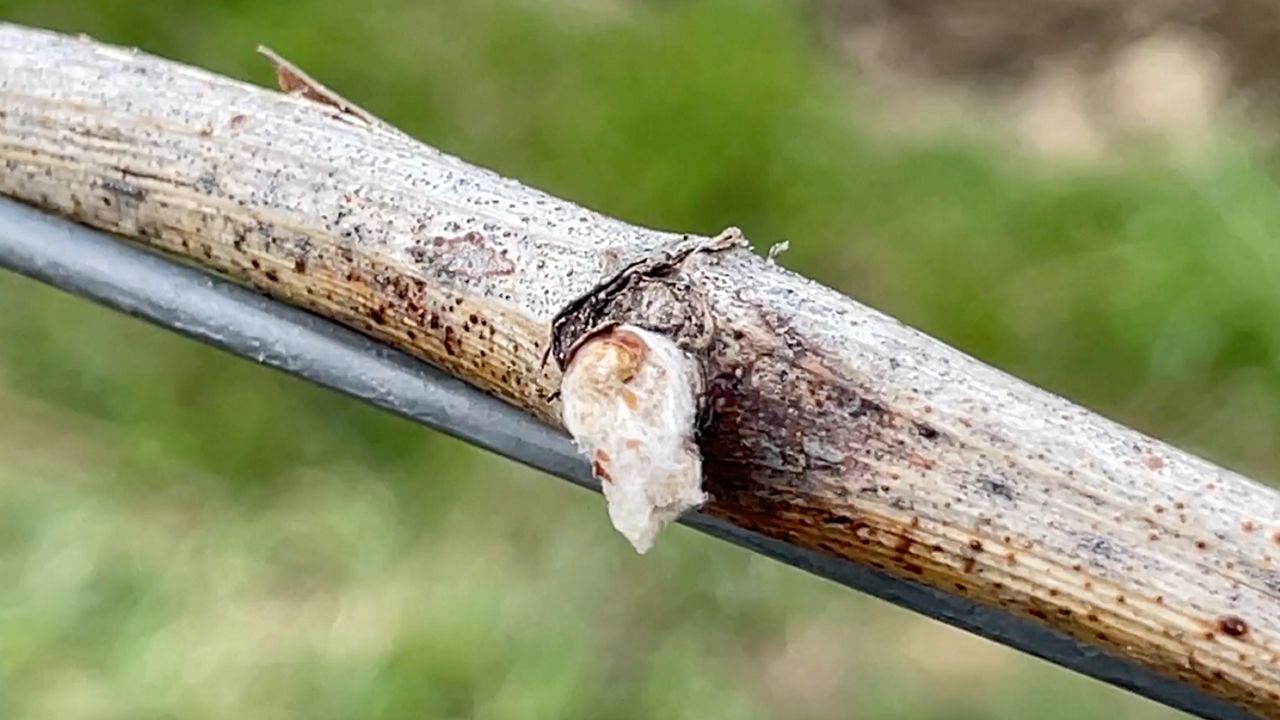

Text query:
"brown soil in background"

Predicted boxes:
[[818, 0, 1280, 157]]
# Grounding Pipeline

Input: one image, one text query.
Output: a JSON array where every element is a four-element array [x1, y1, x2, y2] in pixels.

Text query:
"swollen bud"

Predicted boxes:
[[559, 325, 706, 553]]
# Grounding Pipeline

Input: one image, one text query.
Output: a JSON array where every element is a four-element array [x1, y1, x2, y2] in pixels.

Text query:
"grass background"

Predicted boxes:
[[2, 0, 1278, 717]]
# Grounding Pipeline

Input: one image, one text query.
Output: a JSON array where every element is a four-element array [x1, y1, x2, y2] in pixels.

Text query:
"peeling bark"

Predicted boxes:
[[2, 24, 1280, 716]]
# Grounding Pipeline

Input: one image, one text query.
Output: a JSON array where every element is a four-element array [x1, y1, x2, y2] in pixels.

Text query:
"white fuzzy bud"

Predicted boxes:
[[559, 324, 706, 553]]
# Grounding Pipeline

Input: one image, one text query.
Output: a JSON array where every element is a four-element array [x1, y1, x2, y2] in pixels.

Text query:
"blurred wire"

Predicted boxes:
[[0, 196, 1247, 720]]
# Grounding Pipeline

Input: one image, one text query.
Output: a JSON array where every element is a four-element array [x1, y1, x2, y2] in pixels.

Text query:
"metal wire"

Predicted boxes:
[[0, 196, 1246, 720]]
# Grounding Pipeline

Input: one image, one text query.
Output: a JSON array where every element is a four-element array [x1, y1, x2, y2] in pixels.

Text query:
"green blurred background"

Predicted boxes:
[[2, 1, 1279, 718]]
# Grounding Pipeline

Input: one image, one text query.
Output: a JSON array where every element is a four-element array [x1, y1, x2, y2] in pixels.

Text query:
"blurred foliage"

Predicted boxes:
[[4, 0, 1279, 717]]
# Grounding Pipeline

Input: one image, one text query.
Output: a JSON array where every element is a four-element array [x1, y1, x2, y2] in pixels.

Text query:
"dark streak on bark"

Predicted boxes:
[[549, 244, 920, 563]]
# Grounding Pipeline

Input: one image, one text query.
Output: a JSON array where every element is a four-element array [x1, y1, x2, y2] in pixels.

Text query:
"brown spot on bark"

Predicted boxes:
[[229, 114, 248, 128], [624, 438, 642, 450], [1218, 615, 1249, 638], [408, 231, 516, 279], [1144, 455, 1165, 470], [968, 539, 984, 551]]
